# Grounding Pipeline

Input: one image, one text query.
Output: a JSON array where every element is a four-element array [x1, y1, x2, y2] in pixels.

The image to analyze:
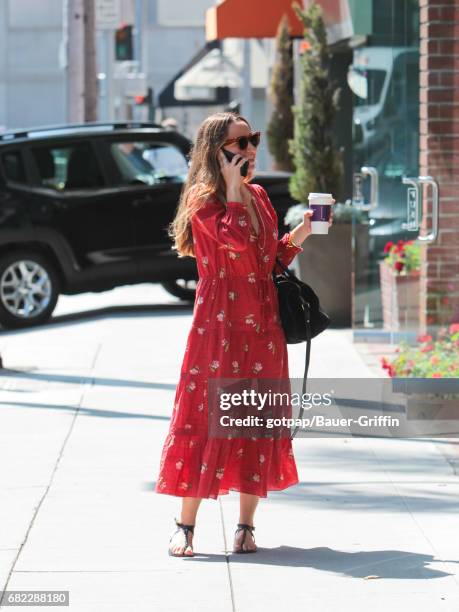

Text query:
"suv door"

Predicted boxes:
[[27, 140, 137, 280], [102, 137, 191, 277]]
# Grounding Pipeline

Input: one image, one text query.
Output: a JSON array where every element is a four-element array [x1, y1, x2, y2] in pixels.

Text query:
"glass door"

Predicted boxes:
[[349, 0, 432, 346]]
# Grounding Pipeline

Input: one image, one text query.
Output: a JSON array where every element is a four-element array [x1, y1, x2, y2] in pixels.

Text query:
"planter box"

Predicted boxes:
[[406, 396, 459, 421], [379, 260, 421, 332], [296, 224, 368, 327]]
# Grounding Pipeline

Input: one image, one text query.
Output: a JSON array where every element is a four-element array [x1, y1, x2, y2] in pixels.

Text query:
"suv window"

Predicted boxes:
[[31, 143, 104, 190], [110, 141, 188, 186], [1, 150, 26, 183]]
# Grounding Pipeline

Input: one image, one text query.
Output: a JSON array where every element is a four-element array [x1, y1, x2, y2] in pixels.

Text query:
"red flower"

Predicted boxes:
[[417, 334, 432, 343], [432, 373, 443, 378], [397, 240, 404, 246], [383, 241, 394, 254], [430, 355, 440, 365], [420, 344, 434, 352], [394, 261, 404, 272], [449, 323, 459, 334]]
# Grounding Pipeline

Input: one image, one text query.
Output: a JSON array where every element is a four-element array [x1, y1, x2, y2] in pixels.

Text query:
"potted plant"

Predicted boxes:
[[285, 2, 362, 326], [285, 200, 368, 326], [379, 240, 421, 331], [380, 324, 459, 425]]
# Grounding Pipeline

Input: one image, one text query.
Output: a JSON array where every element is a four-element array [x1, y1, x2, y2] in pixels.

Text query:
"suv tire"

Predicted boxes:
[[0, 251, 60, 329]]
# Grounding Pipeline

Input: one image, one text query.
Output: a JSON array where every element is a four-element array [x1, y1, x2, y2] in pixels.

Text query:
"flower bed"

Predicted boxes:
[[381, 323, 459, 379]]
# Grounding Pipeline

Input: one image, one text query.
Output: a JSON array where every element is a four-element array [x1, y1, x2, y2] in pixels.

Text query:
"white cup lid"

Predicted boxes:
[[308, 193, 333, 198]]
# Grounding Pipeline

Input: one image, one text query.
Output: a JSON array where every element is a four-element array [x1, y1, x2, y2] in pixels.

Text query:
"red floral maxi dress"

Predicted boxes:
[[155, 182, 304, 499]]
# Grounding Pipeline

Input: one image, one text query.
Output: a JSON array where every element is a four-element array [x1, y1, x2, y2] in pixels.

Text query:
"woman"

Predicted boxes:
[[155, 111, 334, 556]]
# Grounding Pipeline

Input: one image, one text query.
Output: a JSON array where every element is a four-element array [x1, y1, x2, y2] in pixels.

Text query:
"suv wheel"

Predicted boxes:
[[161, 279, 197, 302], [0, 251, 60, 329]]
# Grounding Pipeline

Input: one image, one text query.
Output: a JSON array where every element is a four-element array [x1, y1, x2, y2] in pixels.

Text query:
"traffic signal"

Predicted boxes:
[[115, 24, 133, 61], [134, 88, 153, 105]]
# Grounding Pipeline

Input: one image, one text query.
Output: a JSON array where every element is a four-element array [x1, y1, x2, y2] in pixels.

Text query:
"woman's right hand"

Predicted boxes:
[[218, 150, 247, 202]]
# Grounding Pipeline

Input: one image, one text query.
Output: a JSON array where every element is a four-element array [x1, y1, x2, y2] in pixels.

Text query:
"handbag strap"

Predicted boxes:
[[273, 257, 312, 440], [290, 301, 311, 440], [274, 256, 296, 278]]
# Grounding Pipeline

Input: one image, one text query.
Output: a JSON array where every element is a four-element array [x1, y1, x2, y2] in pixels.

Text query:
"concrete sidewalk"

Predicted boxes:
[[1, 284, 459, 611]]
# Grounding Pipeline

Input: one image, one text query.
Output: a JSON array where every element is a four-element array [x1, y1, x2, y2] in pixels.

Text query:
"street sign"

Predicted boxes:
[[96, 0, 121, 30]]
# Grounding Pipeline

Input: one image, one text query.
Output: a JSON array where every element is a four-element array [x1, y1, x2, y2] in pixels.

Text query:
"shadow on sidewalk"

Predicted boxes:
[[0, 302, 193, 336], [190, 548, 458, 579]]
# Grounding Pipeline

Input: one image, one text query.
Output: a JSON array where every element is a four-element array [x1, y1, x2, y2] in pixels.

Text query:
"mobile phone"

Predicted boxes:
[[221, 148, 249, 177]]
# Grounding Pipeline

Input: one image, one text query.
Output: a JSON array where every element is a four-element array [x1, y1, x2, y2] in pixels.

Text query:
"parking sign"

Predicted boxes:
[[96, 0, 121, 30]]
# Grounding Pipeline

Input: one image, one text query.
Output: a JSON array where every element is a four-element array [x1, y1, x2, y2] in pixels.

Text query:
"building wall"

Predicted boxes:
[[419, 0, 459, 328], [146, 0, 214, 111], [0, 0, 65, 130]]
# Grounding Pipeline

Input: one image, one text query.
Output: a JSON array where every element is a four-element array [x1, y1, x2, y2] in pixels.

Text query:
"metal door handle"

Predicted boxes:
[[417, 175, 439, 243], [353, 166, 379, 211]]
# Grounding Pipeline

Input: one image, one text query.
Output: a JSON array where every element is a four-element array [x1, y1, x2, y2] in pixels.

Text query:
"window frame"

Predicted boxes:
[[0, 147, 29, 187]]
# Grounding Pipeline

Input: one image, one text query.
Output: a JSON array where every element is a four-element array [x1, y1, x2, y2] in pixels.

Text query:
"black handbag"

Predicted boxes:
[[272, 256, 331, 439]]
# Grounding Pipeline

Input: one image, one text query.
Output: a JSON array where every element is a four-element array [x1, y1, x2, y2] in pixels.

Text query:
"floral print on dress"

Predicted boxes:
[[252, 362, 263, 374], [209, 360, 220, 373]]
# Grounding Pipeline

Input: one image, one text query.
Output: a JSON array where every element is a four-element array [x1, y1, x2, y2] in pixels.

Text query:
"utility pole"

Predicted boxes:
[[84, 0, 98, 121], [241, 39, 252, 123], [66, 0, 85, 122], [65, 0, 98, 123]]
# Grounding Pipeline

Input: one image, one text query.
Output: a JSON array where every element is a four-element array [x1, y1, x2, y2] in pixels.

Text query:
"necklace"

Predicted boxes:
[[251, 194, 266, 251]]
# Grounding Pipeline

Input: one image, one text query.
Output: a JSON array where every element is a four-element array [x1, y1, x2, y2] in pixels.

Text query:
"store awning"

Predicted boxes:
[[206, 0, 356, 45], [206, 0, 305, 40], [158, 40, 231, 108], [174, 49, 241, 102]]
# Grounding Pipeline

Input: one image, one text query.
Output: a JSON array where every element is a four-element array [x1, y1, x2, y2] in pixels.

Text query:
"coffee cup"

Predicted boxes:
[[308, 193, 333, 234]]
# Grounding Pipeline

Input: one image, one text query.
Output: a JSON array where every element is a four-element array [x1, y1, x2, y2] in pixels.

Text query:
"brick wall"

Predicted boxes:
[[419, 0, 459, 332]]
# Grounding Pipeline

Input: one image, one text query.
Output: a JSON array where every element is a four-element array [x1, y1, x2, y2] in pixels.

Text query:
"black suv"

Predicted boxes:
[[0, 122, 295, 329]]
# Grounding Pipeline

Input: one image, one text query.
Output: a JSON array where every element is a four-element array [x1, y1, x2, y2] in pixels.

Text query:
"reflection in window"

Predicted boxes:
[[348, 67, 386, 107], [111, 142, 188, 186], [31, 144, 104, 190]]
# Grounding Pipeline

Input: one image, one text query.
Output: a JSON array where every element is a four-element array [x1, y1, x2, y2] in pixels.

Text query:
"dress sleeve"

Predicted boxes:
[[191, 198, 251, 252], [255, 184, 303, 274], [274, 232, 304, 274]]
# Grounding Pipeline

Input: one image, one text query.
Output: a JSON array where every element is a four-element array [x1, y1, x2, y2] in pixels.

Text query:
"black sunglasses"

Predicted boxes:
[[222, 131, 261, 150]]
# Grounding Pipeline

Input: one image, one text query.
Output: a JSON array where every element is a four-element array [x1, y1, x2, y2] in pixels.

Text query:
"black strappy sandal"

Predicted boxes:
[[233, 523, 257, 554], [168, 518, 195, 557]]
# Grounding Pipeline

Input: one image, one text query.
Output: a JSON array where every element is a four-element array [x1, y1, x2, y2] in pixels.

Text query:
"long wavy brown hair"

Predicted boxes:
[[168, 111, 251, 258]]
